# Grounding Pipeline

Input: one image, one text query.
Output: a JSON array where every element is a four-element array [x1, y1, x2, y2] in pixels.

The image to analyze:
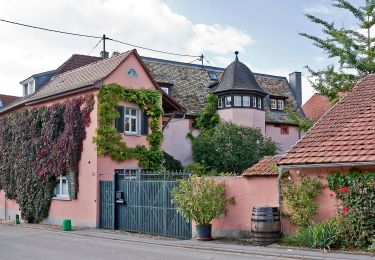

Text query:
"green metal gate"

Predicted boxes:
[[100, 172, 191, 240], [99, 181, 114, 229]]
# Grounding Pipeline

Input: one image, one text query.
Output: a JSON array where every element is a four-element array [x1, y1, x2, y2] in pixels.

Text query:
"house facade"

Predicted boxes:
[[0, 50, 304, 228]]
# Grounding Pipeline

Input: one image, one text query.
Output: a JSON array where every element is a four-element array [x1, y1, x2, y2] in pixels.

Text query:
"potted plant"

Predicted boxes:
[[172, 176, 235, 240]]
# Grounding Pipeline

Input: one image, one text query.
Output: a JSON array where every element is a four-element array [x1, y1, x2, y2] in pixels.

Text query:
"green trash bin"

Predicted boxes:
[[62, 219, 72, 231]]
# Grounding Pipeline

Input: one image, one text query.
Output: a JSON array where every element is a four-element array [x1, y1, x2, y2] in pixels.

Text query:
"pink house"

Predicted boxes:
[[0, 49, 305, 234]]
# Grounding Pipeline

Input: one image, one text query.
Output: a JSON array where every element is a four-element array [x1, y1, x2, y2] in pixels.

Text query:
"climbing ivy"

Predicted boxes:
[[0, 95, 94, 223], [93, 84, 164, 171]]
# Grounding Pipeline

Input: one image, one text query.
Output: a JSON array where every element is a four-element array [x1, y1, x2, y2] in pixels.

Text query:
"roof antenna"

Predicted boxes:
[[235, 51, 239, 61], [199, 54, 204, 66]]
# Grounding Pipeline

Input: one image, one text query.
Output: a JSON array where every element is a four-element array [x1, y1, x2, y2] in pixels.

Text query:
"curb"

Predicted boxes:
[[1, 223, 373, 260]]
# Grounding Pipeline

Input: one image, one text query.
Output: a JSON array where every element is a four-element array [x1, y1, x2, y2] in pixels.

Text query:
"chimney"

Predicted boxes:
[[100, 51, 109, 59], [289, 72, 302, 106]]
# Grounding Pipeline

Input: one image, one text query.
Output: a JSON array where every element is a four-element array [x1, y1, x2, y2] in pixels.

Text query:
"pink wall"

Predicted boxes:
[[265, 124, 301, 154], [218, 108, 266, 134], [0, 190, 20, 221], [192, 176, 278, 238], [281, 165, 375, 234], [162, 118, 198, 166]]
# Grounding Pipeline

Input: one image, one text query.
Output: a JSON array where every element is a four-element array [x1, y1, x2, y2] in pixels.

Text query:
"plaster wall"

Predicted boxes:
[[217, 108, 265, 135], [265, 124, 301, 154], [162, 118, 198, 166], [192, 176, 278, 238]]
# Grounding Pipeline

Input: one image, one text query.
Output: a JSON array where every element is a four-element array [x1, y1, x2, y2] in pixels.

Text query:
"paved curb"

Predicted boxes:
[[1, 223, 374, 260]]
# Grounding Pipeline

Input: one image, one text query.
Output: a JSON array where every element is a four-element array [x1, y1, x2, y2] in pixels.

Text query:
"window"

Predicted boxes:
[[161, 87, 169, 94], [281, 125, 289, 135], [218, 97, 224, 108], [208, 71, 218, 81], [271, 99, 277, 110], [278, 100, 284, 110], [127, 68, 137, 77], [252, 97, 257, 108], [23, 80, 35, 96], [225, 96, 232, 107], [125, 107, 139, 135], [243, 96, 250, 107], [258, 98, 262, 109], [234, 96, 242, 107], [0, 100, 3, 109], [54, 175, 69, 199]]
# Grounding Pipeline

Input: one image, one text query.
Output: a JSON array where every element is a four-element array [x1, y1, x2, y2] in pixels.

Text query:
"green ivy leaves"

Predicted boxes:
[[93, 84, 164, 171]]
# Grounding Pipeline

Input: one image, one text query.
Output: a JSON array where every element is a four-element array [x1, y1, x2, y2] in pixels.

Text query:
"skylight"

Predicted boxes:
[[208, 71, 218, 81]]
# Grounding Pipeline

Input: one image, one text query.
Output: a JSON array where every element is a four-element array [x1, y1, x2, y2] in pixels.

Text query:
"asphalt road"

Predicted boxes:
[[0, 225, 289, 260]]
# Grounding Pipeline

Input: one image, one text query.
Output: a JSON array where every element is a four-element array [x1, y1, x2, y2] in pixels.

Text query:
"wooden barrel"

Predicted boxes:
[[251, 207, 281, 246]]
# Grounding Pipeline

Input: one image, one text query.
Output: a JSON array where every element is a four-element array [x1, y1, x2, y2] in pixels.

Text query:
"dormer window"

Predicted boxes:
[[0, 100, 3, 109], [161, 87, 169, 94], [278, 100, 284, 110], [208, 71, 218, 81], [271, 99, 277, 109], [23, 80, 35, 96]]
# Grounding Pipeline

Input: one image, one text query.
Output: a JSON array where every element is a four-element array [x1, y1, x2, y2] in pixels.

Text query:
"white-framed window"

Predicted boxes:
[[23, 80, 35, 96], [218, 97, 224, 108], [252, 97, 257, 108], [271, 99, 277, 110], [54, 175, 69, 199], [225, 96, 232, 107], [243, 96, 250, 107], [278, 100, 284, 110], [258, 98, 262, 109], [125, 107, 139, 135], [234, 96, 242, 107], [161, 87, 169, 94]]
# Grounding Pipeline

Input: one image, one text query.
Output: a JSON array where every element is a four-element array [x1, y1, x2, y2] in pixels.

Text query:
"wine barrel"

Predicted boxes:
[[251, 207, 281, 246]]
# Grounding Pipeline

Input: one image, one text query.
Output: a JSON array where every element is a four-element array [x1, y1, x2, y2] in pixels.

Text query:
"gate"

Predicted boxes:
[[100, 172, 191, 240], [99, 181, 114, 229]]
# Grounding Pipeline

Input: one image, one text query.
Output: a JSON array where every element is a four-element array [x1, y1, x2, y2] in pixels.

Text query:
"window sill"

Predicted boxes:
[[124, 132, 141, 136], [52, 197, 71, 201]]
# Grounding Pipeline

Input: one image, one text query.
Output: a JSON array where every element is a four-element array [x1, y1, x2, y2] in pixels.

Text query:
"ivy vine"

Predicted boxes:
[[0, 95, 94, 223], [93, 84, 164, 171]]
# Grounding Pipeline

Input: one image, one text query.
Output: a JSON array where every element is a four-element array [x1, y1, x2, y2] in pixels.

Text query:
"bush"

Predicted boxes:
[[281, 176, 322, 229], [171, 176, 235, 225], [327, 169, 375, 248], [192, 122, 278, 174], [162, 151, 183, 171], [281, 220, 341, 250]]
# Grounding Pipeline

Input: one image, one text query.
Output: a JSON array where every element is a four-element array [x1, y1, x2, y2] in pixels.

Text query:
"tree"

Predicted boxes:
[[195, 93, 220, 130], [301, 0, 375, 102], [192, 122, 278, 174]]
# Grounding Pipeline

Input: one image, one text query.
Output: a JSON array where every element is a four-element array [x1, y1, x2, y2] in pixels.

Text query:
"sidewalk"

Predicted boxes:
[[2, 223, 374, 260]]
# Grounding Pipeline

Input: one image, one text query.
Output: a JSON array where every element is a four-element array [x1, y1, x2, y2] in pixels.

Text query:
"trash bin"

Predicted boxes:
[[62, 219, 72, 231]]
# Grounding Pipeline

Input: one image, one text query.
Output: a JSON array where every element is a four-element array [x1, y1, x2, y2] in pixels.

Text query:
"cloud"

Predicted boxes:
[[303, 3, 333, 15], [0, 0, 254, 96]]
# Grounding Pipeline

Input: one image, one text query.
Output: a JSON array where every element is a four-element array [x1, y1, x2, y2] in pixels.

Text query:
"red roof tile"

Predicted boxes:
[[242, 155, 283, 176], [280, 74, 375, 166], [0, 94, 19, 108], [302, 94, 331, 121]]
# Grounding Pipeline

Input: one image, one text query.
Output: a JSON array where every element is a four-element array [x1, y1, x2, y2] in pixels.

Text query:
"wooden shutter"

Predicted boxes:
[[140, 110, 149, 135], [115, 106, 124, 133]]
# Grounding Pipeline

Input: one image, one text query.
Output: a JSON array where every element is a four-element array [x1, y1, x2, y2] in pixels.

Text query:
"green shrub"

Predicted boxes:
[[162, 152, 183, 171], [281, 220, 341, 250], [171, 176, 235, 225], [281, 176, 322, 229], [192, 122, 278, 174], [369, 236, 375, 251], [327, 169, 375, 248]]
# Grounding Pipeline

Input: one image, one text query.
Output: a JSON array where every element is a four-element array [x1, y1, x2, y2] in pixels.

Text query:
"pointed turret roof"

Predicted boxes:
[[213, 51, 267, 96]]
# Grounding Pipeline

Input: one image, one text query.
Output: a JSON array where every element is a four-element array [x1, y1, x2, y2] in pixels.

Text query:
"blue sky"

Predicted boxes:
[[0, 0, 362, 102]]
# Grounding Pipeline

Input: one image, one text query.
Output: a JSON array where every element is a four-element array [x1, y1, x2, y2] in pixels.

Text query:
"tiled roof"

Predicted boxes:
[[142, 57, 304, 124], [55, 54, 101, 75], [0, 51, 131, 113], [0, 94, 19, 108], [279, 74, 375, 165], [303, 94, 331, 122], [242, 155, 283, 176]]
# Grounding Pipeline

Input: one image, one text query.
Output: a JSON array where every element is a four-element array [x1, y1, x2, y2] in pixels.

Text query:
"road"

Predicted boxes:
[[0, 225, 290, 260]]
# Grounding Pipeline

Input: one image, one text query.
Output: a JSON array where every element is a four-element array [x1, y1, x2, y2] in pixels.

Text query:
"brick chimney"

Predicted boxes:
[[289, 72, 302, 106]]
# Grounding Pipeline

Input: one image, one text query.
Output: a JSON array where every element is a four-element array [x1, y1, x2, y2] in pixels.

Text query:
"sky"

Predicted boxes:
[[0, 0, 363, 103]]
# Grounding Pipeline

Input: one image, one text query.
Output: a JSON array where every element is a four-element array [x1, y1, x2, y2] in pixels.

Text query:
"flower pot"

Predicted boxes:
[[196, 224, 213, 241]]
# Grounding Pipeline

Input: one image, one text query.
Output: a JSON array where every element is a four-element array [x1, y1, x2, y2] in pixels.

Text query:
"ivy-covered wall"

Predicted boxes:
[[0, 95, 94, 223]]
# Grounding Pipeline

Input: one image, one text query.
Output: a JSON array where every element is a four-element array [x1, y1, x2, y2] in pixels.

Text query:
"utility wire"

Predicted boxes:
[[0, 18, 201, 58], [108, 38, 200, 58], [88, 38, 102, 55], [0, 18, 101, 39]]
